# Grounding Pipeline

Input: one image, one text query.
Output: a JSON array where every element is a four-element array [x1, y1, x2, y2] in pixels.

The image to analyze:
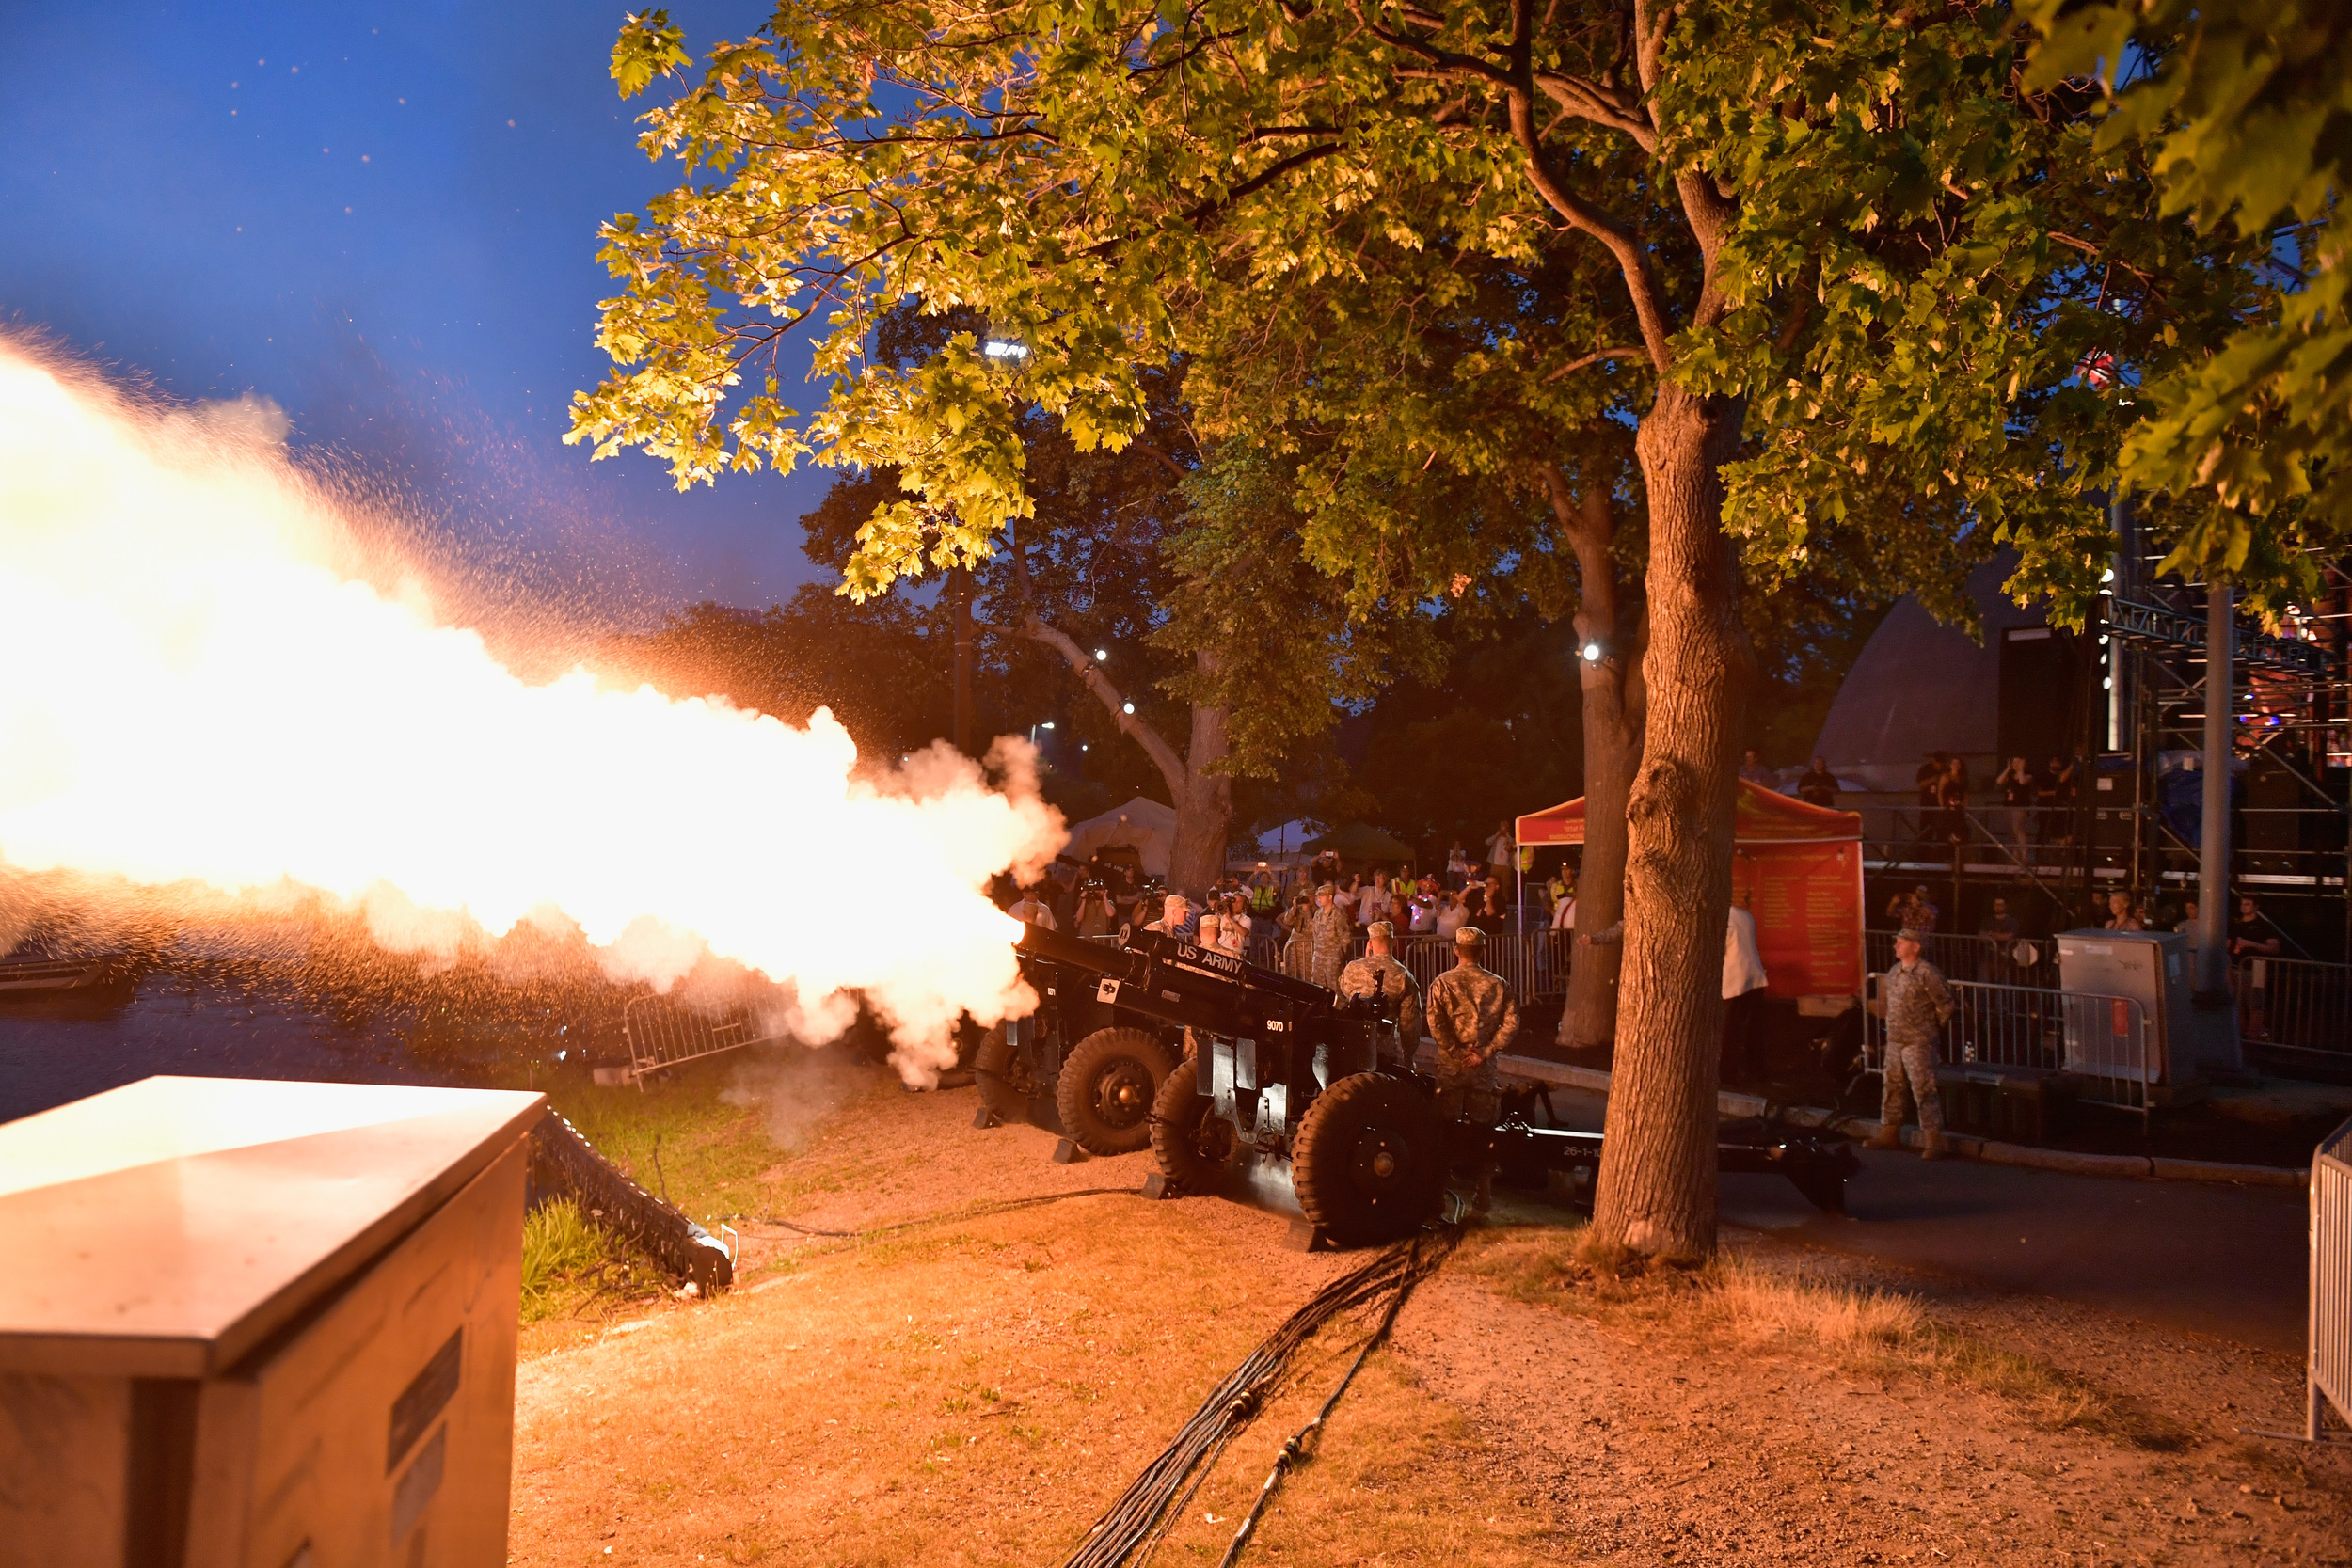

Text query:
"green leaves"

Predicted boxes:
[[610, 9, 690, 99], [568, 0, 2305, 646], [2019, 0, 2351, 606]]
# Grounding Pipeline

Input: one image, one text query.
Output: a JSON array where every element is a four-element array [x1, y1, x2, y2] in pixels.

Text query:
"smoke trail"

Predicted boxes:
[[0, 342, 1062, 1080]]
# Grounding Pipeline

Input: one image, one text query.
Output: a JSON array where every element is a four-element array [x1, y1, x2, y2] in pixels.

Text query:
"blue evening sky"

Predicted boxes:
[[0, 2, 834, 620]]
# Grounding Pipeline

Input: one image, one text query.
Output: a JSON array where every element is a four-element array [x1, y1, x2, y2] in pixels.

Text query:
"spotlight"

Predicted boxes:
[[1122, 702, 1135, 714], [1581, 642, 1602, 663], [1042, 721, 1055, 730], [2101, 567, 2116, 584], [1094, 648, 1108, 661]]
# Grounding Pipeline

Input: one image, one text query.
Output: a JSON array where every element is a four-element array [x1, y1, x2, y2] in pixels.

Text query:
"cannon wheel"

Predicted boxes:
[[1292, 1071, 1444, 1246], [1149, 1055, 1240, 1195], [1057, 1027, 1177, 1155], [976, 1025, 1054, 1131]]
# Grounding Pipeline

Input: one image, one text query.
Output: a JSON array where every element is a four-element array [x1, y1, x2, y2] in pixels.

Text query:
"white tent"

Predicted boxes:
[[1062, 796, 1178, 878], [1248, 819, 1322, 862]]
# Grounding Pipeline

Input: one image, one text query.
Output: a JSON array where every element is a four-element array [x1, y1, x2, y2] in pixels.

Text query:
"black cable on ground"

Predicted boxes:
[[1211, 1227, 1453, 1567], [1061, 1225, 1460, 1568]]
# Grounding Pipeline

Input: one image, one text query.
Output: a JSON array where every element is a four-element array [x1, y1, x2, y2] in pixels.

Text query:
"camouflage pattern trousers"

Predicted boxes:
[[1880, 1036, 1944, 1137]]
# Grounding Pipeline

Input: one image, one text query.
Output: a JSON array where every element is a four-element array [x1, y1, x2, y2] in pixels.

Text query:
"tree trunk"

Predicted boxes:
[[1164, 655, 1233, 898], [1008, 606, 1232, 898], [1588, 385, 1752, 1260], [1564, 663, 1641, 1047], [1545, 472, 1645, 1051]]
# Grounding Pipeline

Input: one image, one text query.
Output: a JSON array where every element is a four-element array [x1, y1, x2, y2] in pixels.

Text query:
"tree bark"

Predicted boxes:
[[1544, 469, 1645, 1051], [1587, 385, 1752, 1260], [1165, 657, 1234, 899]]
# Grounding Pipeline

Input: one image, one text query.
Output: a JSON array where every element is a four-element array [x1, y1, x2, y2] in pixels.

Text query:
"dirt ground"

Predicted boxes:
[[509, 1055, 2352, 1566]]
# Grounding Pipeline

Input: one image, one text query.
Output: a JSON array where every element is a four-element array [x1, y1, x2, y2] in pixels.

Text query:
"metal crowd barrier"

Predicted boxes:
[[621, 990, 791, 1084], [1090, 924, 1578, 997], [2312, 1116, 2352, 1441], [2237, 957, 2352, 1061], [1389, 931, 1574, 998], [1865, 928, 2057, 989], [1862, 974, 2154, 1124]]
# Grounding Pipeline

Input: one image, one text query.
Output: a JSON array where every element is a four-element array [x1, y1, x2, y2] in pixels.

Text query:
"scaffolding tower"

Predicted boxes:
[[2086, 531, 2349, 963], [1862, 523, 2351, 964]]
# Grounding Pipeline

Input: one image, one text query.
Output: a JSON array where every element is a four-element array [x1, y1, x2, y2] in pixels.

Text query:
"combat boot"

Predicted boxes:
[[1919, 1132, 1952, 1161], [1863, 1126, 1902, 1151]]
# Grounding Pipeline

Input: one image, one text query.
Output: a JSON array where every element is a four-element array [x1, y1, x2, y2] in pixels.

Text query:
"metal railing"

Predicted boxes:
[[1863, 974, 2155, 1122], [2312, 1116, 2352, 1441], [1390, 931, 1574, 998], [621, 991, 790, 1084], [1866, 928, 2058, 989], [2237, 957, 2352, 1060], [1260, 929, 1575, 996]]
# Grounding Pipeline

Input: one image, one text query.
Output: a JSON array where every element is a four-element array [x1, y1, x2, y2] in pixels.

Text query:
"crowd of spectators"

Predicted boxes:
[[993, 834, 1581, 967], [1906, 751, 2084, 863], [1885, 876, 2290, 962]]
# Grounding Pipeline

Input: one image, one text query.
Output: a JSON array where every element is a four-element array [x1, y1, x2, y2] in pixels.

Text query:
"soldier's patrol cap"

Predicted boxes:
[[1454, 926, 1486, 946], [1366, 920, 1393, 940], [1896, 927, 1927, 943]]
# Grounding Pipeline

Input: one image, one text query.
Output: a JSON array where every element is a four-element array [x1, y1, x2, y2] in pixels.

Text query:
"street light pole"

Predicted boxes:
[[2195, 580, 2233, 1001]]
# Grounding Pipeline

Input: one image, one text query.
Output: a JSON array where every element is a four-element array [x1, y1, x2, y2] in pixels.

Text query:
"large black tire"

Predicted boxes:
[[1149, 1055, 1241, 1195], [1057, 1027, 1176, 1156], [1292, 1071, 1444, 1246], [975, 1025, 1048, 1130]]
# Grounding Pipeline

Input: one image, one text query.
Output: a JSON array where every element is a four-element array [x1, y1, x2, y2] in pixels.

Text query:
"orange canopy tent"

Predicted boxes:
[[1516, 781, 1866, 1000]]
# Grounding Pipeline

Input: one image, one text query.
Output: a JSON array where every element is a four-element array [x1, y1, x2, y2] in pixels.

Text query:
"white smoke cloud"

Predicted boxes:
[[0, 341, 1062, 1081]]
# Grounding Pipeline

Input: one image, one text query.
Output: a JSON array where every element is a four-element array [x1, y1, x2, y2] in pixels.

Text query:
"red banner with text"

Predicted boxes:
[[1733, 840, 1864, 999]]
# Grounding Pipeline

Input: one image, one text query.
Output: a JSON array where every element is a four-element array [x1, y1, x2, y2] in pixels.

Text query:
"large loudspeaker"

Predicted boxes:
[[0, 1077, 544, 1567], [1997, 625, 2092, 768]]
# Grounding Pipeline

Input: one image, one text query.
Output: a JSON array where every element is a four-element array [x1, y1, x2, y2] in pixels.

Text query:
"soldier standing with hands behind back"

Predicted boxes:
[[1868, 927, 1954, 1159], [1425, 926, 1519, 1212]]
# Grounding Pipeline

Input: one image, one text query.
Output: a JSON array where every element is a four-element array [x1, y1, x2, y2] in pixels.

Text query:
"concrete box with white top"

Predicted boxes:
[[0, 1075, 544, 1568]]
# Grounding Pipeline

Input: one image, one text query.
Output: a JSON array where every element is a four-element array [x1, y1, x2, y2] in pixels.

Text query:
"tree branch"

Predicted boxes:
[[1543, 345, 1647, 383], [1001, 520, 1190, 793], [1077, 142, 1346, 261], [1504, 87, 1677, 369], [1128, 437, 1193, 483], [1533, 71, 1655, 150]]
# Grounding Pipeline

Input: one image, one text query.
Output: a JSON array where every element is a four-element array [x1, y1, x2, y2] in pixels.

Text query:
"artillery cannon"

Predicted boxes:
[[972, 922, 1272, 1155], [1006, 923, 1858, 1246]]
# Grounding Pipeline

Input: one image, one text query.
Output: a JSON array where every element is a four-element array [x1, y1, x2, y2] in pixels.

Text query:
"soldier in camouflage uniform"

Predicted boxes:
[[1867, 927, 1954, 1159], [1307, 883, 1354, 990], [1337, 920, 1423, 1073], [1424, 926, 1519, 1212]]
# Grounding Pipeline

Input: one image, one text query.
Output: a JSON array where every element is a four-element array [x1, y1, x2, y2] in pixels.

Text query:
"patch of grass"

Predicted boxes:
[[1453, 1218, 1707, 1310], [1708, 1255, 1925, 1352], [1459, 1224, 2193, 1451], [1704, 1258, 2191, 1446], [527, 1049, 903, 1228], [520, 1197, 616, 1322]]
